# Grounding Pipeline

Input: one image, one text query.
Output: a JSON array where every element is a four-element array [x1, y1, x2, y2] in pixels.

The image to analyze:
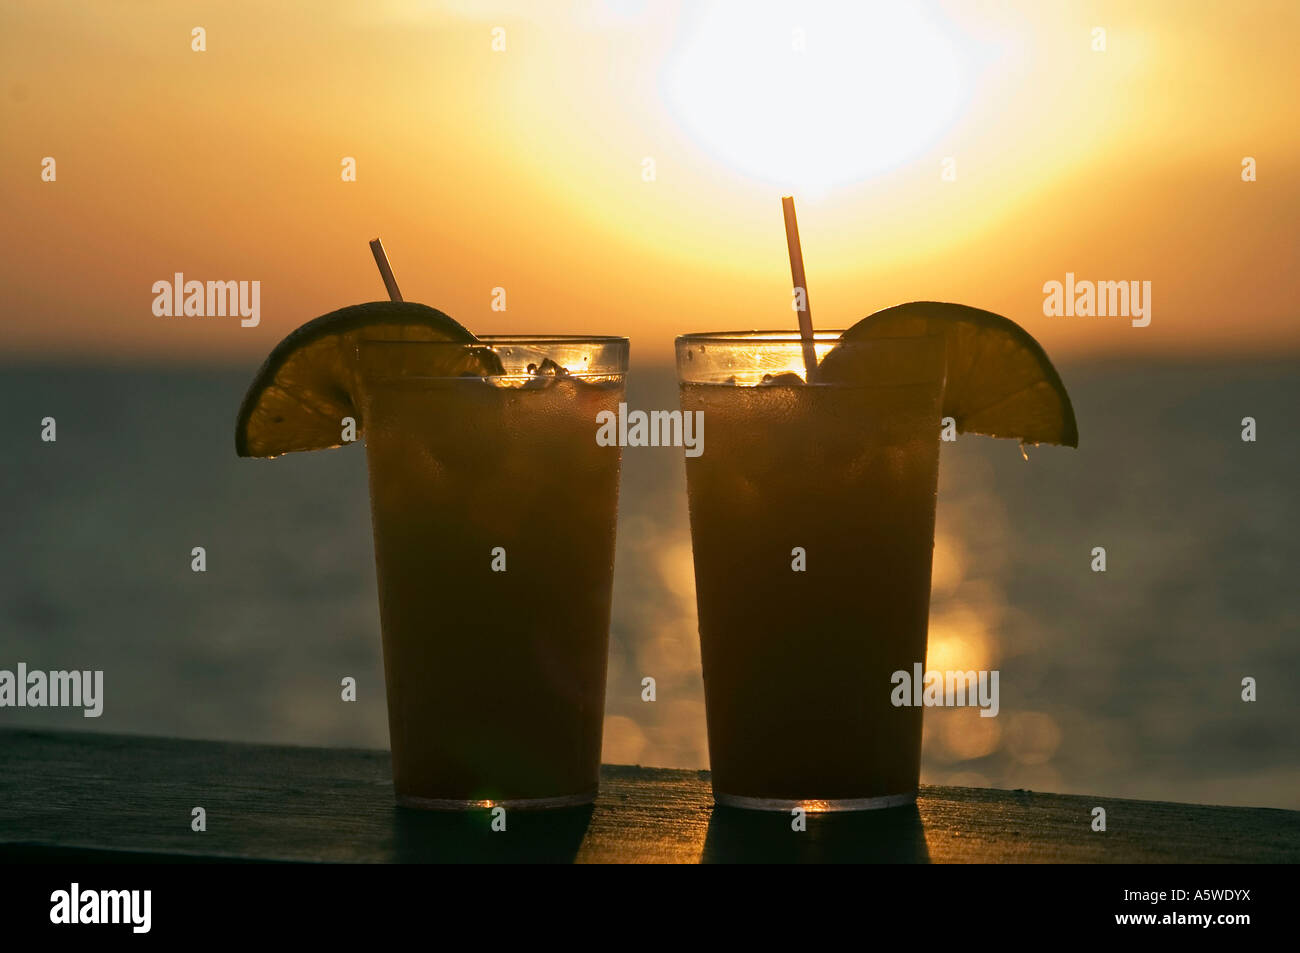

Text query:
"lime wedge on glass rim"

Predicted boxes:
[[235, 301, 501, 458], [819, 301, 1079, 448]]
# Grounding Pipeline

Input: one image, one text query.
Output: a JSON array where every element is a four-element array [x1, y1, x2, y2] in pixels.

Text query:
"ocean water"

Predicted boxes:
[[2, 358, 1297, 809]]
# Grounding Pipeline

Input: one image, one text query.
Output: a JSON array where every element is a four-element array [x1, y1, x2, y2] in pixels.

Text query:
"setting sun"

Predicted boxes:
[[664, 1, 970, 192]]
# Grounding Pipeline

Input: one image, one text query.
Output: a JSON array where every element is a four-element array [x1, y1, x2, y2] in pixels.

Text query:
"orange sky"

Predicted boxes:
[[2, 0, 1297, 366]]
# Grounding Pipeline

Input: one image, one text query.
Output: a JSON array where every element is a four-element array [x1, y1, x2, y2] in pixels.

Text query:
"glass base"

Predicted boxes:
[[714, 791, 916, 813], [396, 789, 597, 812]]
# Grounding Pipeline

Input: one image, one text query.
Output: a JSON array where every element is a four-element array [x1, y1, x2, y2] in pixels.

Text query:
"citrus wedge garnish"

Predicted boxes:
[[820, 301, 1078, 447], [236, 301, 494, 458]]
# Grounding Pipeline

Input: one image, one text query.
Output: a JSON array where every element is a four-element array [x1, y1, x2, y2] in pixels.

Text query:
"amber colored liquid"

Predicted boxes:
[[360, 375, 623, 805], [680, 380, 942, 804]]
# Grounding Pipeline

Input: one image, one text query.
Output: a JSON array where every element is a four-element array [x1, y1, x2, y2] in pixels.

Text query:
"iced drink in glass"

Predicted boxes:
[[677, 331, 945, 811], [356, 336, 628, 809]]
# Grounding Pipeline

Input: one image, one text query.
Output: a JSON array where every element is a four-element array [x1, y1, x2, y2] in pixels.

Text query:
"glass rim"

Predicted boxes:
[[676, 330, 846, 345], [676, 330, 946, 347], [359, 334, 629, 347]]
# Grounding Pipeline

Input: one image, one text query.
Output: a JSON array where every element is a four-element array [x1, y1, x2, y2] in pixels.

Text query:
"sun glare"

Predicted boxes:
[[663, 1, 968, 193]]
